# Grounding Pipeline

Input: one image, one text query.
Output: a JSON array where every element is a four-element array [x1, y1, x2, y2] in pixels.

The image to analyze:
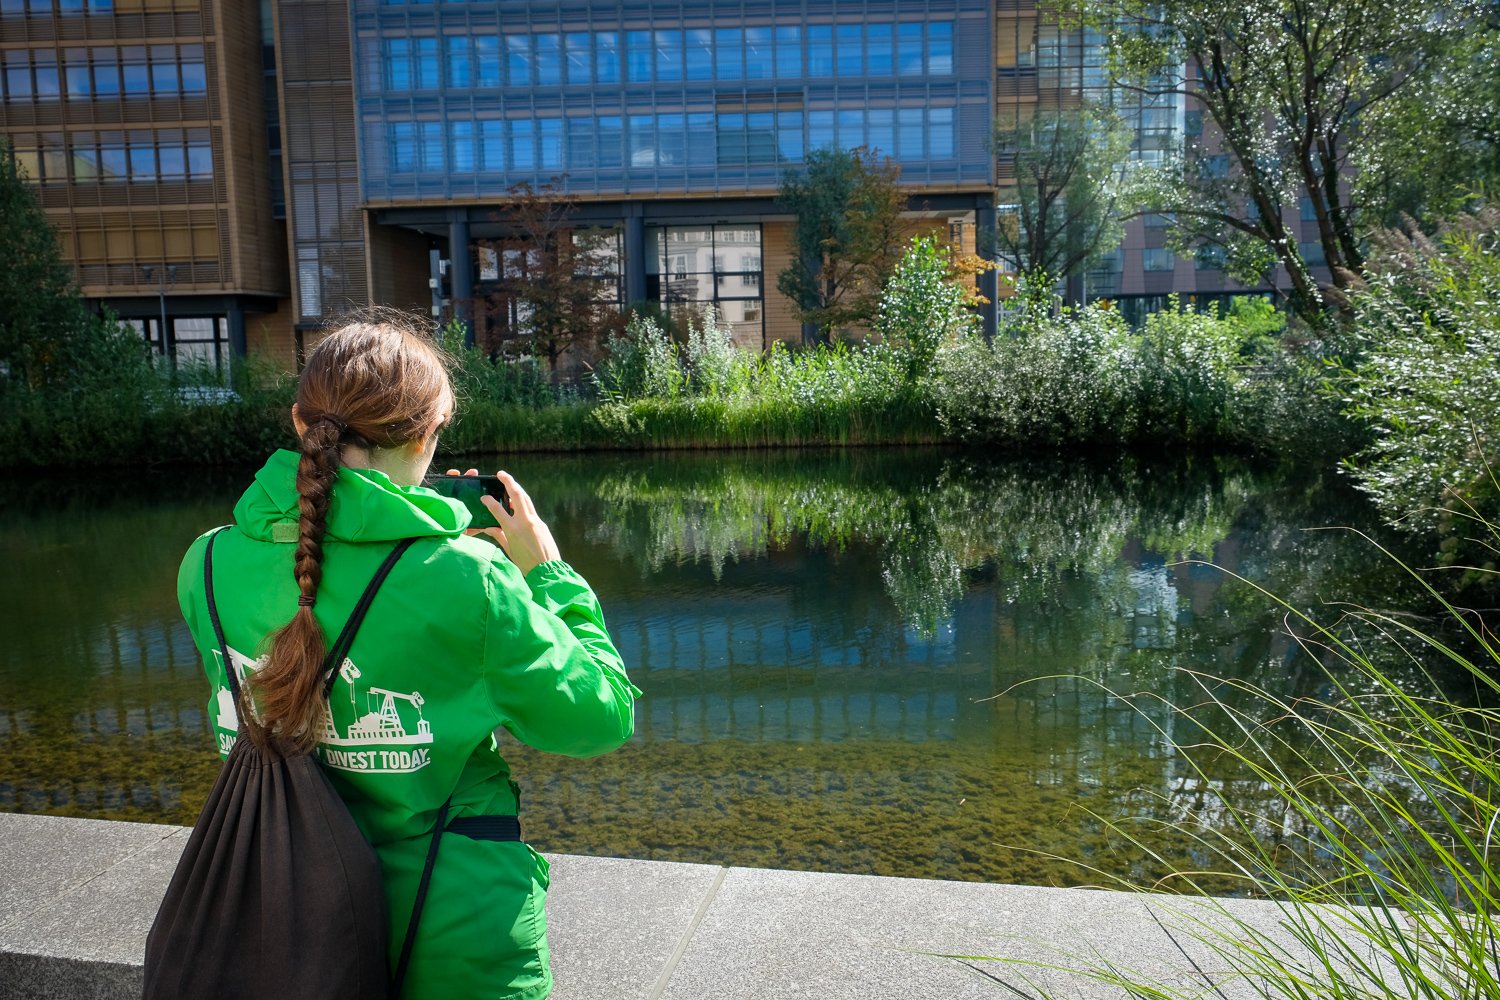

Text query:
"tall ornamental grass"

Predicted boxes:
[[969, 528, 1500, 999]]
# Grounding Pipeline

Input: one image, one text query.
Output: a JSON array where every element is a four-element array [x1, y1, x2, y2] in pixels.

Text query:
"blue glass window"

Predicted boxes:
[[565, 32, 590, 84], [836, 25, 861, 77], [687, 113, 714, 166], [567, 117, 594, 168], [626, 31, 651, 82], [629, 114, 655, 166], [774, 26, 800, 78], [64, 54, 90, 98], [121, 48, 148, 95], [171, 138, 201, 176], [715, 28, 742, 81], [744, 28, 771, 80], [929, 106, 954, 158], [479, 120, 504, 171], [100, 142, 127, 180], [716, 112, 745, 166], [807, 26, 833, 77], [928, 22, 953, 75], [386, 38, 411, 90], [149, 47, 177, 94], [505, 35, 530, 86], [657, 113, 685, 166], [655, 30, 682, 82], [158, 142, 185, 179], [419, 120, 443, 170], [837, 109, 863, 149], [534, 34, 560, 86], [72, 145, 98, 181], [898, 107, 922, 158], [475, 36, 499, 87], [808, 109, 833, 150], [511, 119, 534, 170], [4, 57, 31, 100], [59, 0, 84, 11], [595, 32, 619, 84], [415, 37, 439, 90], [539, 118, 562, 169], [30, 53, 57, 99], [686, 29, 712, 81], [450, 120, 474, 171], [747, 112, 775, 163], [867, 24, 893, 76], [597, 116, 622, 168], [446, 36, 471, 88], [867, 108, 894, 156], [92, 48, 119, 96], [777, 111, 803, 161], [180, 45, 205, 94], [127, 135, 154, 178], [897, 23, 923, 76]]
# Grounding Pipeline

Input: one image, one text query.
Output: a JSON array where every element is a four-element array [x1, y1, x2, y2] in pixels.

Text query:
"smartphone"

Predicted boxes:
[[425, 473, 512, 528]]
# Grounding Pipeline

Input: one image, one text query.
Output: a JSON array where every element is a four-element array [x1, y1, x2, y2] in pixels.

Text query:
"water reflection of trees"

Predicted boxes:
[[1, 454, 1473, 892]]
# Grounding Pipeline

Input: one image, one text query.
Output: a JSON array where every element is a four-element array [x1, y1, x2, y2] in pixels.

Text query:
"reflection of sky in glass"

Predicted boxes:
[[0, 451, 1452, 887]]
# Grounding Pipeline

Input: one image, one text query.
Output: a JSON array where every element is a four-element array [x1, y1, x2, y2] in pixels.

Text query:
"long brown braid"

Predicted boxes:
[[246, 316, 452, 754]]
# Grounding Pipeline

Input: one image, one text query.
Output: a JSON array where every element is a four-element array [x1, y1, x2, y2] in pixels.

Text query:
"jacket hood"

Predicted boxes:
[[234, 449, 470, 543]]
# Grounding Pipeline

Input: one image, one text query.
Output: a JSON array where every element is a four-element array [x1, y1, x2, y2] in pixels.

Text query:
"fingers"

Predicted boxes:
[[494, 470, 534, 516], [442, 468, 479, 477]]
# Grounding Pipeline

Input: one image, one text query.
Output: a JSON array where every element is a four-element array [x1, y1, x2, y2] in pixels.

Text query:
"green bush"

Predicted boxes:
[[1340, 207, 1500, 578], [932, 297, 1340, 454]]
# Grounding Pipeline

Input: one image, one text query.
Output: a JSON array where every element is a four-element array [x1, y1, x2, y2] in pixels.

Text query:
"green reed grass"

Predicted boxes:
[[961, 518, 1500, 999]]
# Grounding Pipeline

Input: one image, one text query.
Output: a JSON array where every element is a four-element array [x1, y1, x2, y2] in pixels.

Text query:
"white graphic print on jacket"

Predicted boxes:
[[211, 646, 435, 774]]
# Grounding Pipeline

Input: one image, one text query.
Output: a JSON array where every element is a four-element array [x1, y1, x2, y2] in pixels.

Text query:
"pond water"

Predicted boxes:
[[0, 449, 1461, 890]]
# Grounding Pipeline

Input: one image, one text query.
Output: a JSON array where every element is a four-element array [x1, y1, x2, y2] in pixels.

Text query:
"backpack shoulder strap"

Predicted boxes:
[[201, 526, 240, 704], [319, 537, 419, 698]]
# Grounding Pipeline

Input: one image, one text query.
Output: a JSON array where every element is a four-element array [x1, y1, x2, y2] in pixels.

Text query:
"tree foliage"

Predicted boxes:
[[478, 181, 619, 374], [876, 236, 978, 386], [776, 146, 907, 341], [0, 141, 104, 390], [993, 105, 1133, 296], [1068, 0, 1496, 327], [1341, 205, 1500, 579]]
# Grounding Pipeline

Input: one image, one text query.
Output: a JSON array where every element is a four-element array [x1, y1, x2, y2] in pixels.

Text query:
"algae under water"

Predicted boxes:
[[0, 449, 1461, 890]]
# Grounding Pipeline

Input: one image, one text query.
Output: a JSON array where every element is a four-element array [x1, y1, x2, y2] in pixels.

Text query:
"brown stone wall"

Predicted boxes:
[[760, 220, 802, 347], [245, 305, 297, 369], [365, 219, 431, 316]]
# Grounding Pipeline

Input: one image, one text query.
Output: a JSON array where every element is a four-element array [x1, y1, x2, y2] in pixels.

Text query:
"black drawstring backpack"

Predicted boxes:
[[144, 528, 439, 1000]]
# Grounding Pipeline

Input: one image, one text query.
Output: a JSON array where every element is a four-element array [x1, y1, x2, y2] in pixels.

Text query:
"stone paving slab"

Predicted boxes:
[[544, 854, 724, 1000], [0, 812, 1387, 1000], [654, 865, 1310, 1000]]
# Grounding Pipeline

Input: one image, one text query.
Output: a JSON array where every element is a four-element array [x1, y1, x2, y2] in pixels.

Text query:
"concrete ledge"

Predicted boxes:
[[1, 812, 1326, 999]]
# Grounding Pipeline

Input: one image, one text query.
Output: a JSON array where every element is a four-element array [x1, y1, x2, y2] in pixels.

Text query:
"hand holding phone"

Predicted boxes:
[[425, 473, 513, 528], [430, 469, 561, 575]]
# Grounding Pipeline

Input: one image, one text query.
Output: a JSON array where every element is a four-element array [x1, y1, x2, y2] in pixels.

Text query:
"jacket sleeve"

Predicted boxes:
[[481, 551, 641, 758]]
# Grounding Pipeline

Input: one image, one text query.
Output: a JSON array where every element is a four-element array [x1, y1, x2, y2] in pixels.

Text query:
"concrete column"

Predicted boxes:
[[975, 204, 1000, 343], [624, 204, 647, 307], [227, 301, 247, 358], [448, 214, 473, 347]]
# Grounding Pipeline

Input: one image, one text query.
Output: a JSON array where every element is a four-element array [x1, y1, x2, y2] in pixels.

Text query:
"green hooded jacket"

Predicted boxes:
[[176, 450, 640, 1000]]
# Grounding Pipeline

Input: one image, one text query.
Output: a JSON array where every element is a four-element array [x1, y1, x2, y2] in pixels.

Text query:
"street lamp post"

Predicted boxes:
[[141, 264, 177, 354]]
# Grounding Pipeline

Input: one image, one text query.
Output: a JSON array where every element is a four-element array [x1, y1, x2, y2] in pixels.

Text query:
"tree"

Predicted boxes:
[[993, 105, 1133, 300], [776, 146, 907, 342], [877, 236, 979, 386], [478, 181, 619, 377], [1068, 0, 1495, 327], [0, 140, 99, 390]]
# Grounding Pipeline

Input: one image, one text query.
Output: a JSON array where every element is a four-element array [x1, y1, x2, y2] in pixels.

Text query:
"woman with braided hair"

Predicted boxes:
[[174, 316, 638, 1000]]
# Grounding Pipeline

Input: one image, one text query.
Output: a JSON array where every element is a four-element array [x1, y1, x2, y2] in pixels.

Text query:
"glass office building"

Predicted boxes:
[[338, 0, 999, 349]]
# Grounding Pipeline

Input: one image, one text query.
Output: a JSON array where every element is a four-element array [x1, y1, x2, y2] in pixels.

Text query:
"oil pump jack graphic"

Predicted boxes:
[[320, 659, 435, 747]]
